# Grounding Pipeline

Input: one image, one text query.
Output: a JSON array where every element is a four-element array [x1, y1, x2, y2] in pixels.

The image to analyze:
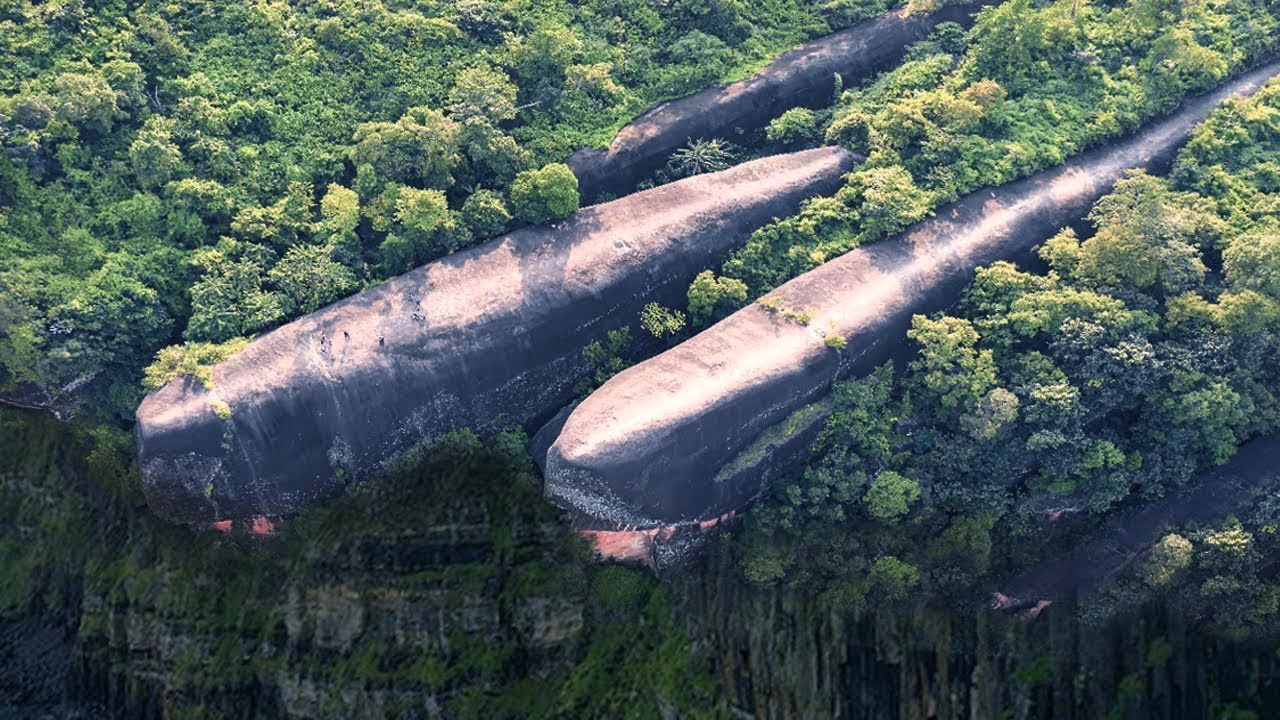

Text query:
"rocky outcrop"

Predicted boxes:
[[540, 62, 1280, 531], [0, 384, 80, 422], [566, 1, 997, 202], [993, 429, 1280, 608], [135, 148, 857, 525]]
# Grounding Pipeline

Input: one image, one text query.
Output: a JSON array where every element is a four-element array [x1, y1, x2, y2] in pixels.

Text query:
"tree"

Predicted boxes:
[[129, 116, 182, 188], [639, 303, 686, 338], [507, 21, 582, 86], [960, 387, 1020, 440], [185, 259, 287, 342], [1145, 370, 1249, 466], [460, 189, 511, 239], [509, 164, 579, 224], [319, 184, 360, 237], [230, 182, 313, 247], [377, 234, 415, 276], [350, 107, 460, 188], [42, 269, 173, 413], [459, 119, 529, 185], [1223, 230, 1280, 300], [863, 471, 920, 522], [869, 555, 919, 600], [687, 270, 748, 325], [447, 66, 518, 124], [1072, 172, 1222, 296], [838, 166, 931, 240], [268, 244, 357, 314], [395, 188, 449, 237], [1141, 533, 1193, 586], [560, 62, 627, 118], [825, 109, 872, 153], [906, 315, 997, 412], [664, 31, 733, 93], [51, 71, 120, 136]]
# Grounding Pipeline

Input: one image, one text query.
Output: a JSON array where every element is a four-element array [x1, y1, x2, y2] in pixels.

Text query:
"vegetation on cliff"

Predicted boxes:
[[0, 408, 723, 718]]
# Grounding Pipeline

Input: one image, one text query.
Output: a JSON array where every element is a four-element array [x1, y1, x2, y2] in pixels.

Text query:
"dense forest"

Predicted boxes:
[[1, 0, 902, 422], [6, 0, 1280, 717]]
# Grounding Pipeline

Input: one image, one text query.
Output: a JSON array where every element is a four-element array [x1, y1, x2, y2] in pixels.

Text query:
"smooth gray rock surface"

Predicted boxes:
[[135, 148, 857, 524], [541, 61, 1280, 530], [567, 0, 998, 201]]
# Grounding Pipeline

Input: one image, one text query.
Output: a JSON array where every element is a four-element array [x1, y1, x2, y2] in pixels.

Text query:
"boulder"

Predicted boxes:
[[136, 148, 857, 524], [540, 61, 1280, 530], [567, 1, 998, 201]]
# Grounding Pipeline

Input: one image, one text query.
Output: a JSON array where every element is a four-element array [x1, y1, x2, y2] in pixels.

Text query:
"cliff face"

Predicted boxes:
[[8, 408, 1280, 720], [567, 1, 998, 201], [135, 148, 856, 526], [541, 61, 1280, 530]]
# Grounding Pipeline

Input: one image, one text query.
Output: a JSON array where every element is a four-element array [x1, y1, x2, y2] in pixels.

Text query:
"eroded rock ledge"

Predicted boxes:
[[541, 61, 1280, 534], [567, 0, 998, 202], [135, 148, 856, 525]]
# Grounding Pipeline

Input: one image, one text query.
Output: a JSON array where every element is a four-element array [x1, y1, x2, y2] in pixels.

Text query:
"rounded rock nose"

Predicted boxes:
[[134, 377, 237, 525], [542, 436, 651, 531]]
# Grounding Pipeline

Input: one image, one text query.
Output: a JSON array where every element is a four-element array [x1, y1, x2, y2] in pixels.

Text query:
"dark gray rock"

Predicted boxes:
[[0, 384, 80, 422], [994, 428, 1280, 607], [541, 61, 1280, 530], [567, 1, 998, 201], [135, 148, 857, 525]]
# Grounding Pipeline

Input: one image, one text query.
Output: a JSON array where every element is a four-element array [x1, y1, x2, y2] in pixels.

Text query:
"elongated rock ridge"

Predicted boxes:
[[993, 429, 1280, 610], [567, 0, 998, 202], [136, 148, 857, 524], [542, 62, 1280, 531]]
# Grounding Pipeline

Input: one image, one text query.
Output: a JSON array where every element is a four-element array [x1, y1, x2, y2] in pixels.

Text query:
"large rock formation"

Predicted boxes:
[[541, 62, 1280, 531], [136, 148, 856, 525], [567, 0, 998, 201], [992, 429, 1280, 610]]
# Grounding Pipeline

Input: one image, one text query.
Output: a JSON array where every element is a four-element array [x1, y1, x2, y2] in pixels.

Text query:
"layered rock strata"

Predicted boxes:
[[541, 62, 1280, 532], [567, 1, 999, 201], [136, 148, 857, 524]]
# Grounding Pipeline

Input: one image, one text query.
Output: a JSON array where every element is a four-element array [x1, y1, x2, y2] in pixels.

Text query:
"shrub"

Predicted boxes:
[[640, 303, 687, 338], [143, 337, 251, 390], [509, 163, 579, 224], [687, 270, 748, 324], [766, 107, 819, 146]]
